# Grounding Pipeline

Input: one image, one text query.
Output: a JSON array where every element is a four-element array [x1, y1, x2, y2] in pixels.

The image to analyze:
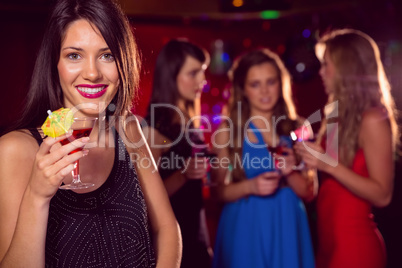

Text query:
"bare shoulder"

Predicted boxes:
[[0, 130, 39, 160], [120, 114, 155, 156], [361, 107, 390, 126], [122, 115, 160, 176], [360, 107, 392, 146], [117, 114, 144, 145], [360, 107, 391, 134], [0, 130, 38, 189]]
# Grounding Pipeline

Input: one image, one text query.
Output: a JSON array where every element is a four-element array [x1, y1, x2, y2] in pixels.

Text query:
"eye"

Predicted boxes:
[[267, 78, 278, 86], [101, 53, 115, 62], [249, 81, 260, 88], [67, 53, 81, 60], [189, 70, 198, 77], [247, 81, 260, 89]]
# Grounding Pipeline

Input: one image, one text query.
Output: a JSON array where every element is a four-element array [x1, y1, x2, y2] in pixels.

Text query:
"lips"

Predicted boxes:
[[260, 97, 271, 104], [76, 84, 107, 99]]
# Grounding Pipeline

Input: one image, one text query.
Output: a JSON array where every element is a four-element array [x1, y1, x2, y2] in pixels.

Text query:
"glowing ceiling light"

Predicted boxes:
[[260, 10, 280, 19], [232, 0, 244, 8]]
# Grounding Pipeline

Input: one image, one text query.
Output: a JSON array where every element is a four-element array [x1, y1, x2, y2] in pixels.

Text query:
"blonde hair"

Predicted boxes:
[[316, 29, 399, 166]]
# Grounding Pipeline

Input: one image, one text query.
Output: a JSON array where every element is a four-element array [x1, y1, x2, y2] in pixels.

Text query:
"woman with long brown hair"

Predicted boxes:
[[211, 48, 316, 268], [144, 39, 212, 268], [0, 0, 181, 267]]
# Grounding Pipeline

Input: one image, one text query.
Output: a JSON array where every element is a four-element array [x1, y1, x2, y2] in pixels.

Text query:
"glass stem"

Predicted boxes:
[[71, 160, 82, 184]]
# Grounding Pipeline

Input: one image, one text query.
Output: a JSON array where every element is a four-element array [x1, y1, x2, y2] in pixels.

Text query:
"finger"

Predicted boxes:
[[303, 142, 324, 153], [58, 164, 76, 179], [38, 137, 89, 169], [262, 179, 279, 186], [47, 150, 89, 176], [282, 153, 296, 161], [302, 155, 318, 167], [37, 134, 70, 156], [293, 143, 307, 154], [262, 172, 281, 180], [49, 137, 89, 164], [47, 162, 77, 188], [262, 184, 279, 195], [281, 147, 294, 155]]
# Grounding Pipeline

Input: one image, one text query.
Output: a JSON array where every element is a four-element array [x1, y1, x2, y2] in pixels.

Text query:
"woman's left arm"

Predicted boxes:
[[123, 115, 182, 268], [296, 109, 394, 207], [331, 109, 394, 207]]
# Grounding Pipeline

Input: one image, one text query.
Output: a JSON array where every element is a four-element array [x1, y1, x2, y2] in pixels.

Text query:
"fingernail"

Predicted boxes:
[[82, 137, 90, 142], [82, 149, 89, 156]]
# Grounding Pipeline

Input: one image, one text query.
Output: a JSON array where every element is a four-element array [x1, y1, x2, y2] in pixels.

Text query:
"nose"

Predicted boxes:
[[319, 65, 325, 78], [198, 72, 206, 88], [83, 58, 102, 81], [261, 84, 270, 93]]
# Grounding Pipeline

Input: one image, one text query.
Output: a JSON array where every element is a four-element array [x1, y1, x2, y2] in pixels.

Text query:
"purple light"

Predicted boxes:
[[302, 29, 311, 38], [203, 83, 210, 93], [212, 104, 222, 114], [212, 115, 222, 125]]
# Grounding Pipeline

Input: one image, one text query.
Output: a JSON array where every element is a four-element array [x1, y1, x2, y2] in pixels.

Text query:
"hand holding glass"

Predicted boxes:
[[290, 125, 315, 171], [59, 117, 97, 190]]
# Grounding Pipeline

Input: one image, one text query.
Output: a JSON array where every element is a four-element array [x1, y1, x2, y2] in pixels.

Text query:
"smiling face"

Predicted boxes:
[[176, 55, 206, 104], [244, 62, 281, 115], [57, 19, 119, 117]]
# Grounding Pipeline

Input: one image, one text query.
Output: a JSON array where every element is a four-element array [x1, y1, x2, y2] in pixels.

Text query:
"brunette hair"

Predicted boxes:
[[146, 38, 208, 125], [228, 48, 298, 182], [7, 0, 140, 133]]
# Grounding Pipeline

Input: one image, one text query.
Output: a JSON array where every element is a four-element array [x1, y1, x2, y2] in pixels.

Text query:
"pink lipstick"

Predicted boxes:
[[76, 84, 107, 99]]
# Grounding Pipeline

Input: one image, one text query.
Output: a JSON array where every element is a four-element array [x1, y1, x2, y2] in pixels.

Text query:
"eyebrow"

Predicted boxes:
[[61, 47, 110, 52]]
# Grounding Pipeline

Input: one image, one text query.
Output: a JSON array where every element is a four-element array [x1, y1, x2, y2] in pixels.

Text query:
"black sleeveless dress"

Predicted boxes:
[[29, 128, 156, 268]]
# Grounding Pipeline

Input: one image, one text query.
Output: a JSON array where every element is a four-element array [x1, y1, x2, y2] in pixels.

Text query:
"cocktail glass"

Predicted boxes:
[[59, 117, 97, 190]]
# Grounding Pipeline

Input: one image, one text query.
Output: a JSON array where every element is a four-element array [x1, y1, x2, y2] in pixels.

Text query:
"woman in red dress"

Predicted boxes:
[[295, 29, 399, 268]]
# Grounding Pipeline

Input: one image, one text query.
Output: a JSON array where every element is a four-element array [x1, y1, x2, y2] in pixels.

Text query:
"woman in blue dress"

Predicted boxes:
[[211, 48, 316, 268]]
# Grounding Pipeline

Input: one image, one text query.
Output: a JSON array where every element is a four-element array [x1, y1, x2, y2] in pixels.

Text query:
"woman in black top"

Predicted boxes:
[[0, 0, 181, 267], [144, 39, 212, 268]]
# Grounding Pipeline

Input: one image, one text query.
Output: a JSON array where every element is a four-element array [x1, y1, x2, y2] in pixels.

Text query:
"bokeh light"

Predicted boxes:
[[296, 62, 306, 72], [203, 82, 211, 93], [221, 52, 230, 63], [222, 89, 231, 100], [232, 0, 244, 8], [211, 87, 220, 97], [212, 114, 222, 125], [212, 104, 223, 114], [243, 38, 252, 48], [277, 44, 286, 55], [260, 10, 280, 20], [302, 29, 311, 38]]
